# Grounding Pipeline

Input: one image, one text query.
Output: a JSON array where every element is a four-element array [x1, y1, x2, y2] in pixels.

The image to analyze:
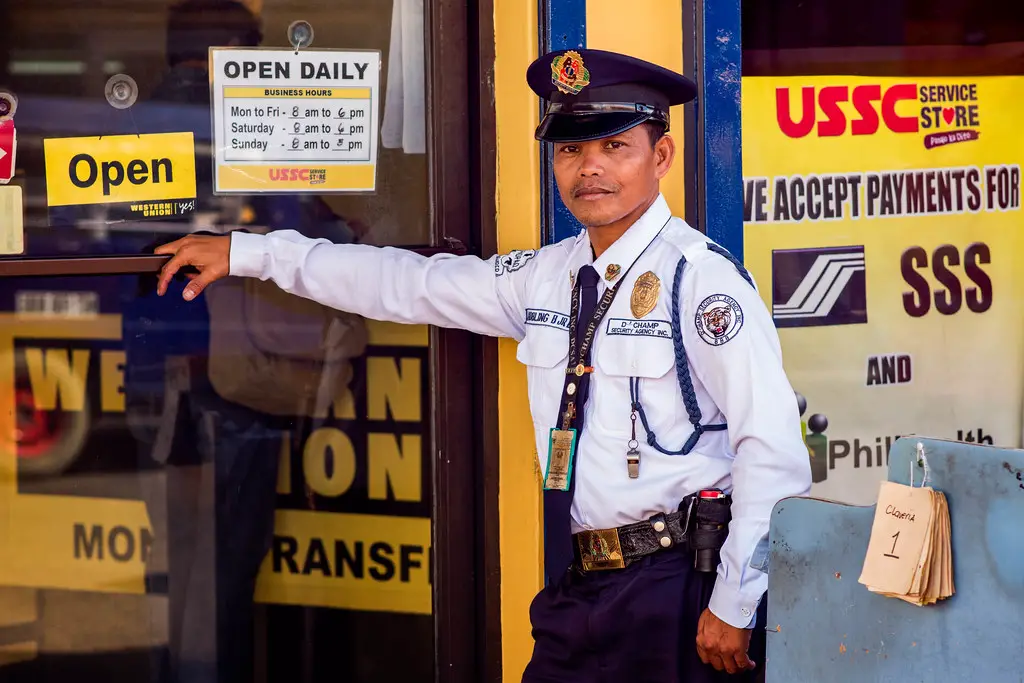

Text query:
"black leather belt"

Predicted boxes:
[[571, 493, 699, 572]]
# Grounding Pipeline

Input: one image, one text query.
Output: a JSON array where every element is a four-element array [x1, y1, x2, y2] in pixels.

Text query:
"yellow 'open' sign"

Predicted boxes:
[[43, 132, 197, 210]]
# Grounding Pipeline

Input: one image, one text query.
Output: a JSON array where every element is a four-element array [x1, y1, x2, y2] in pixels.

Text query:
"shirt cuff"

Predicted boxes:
[[707, 575, 763, 629], [228, 230, 267, 278]]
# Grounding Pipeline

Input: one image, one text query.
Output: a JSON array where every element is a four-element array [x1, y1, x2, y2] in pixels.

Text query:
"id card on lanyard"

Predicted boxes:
[[544, 428, 578, 491]]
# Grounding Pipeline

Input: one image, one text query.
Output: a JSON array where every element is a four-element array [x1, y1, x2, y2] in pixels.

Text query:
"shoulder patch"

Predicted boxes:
[[494, 249, 537, 276], [695, 293, 743, 346]]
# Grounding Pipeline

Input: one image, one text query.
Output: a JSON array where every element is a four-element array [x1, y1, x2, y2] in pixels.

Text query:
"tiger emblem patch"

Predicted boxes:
[[695, 294, 743, 346]]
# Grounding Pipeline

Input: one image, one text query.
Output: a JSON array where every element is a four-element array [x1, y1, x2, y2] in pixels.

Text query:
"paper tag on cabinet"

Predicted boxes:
[[858, 481, 934, 595], [858, 480, 954, 605]]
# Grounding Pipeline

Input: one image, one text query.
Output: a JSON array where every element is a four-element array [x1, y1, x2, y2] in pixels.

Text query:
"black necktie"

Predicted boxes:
[[543, 264, 600, 582]]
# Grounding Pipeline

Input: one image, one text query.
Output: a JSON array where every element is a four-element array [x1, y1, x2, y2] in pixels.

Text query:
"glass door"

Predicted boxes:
[[0, 1, 488, 682]]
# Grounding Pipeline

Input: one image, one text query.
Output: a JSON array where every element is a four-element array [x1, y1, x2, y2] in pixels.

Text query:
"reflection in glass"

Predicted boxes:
[[0, 1, 433, 682]]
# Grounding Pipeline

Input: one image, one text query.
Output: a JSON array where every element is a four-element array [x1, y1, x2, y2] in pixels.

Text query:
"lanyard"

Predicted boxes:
[[559, 218, 670, 431], [560, 277, 617, 430], [566, 274, 619, 377]]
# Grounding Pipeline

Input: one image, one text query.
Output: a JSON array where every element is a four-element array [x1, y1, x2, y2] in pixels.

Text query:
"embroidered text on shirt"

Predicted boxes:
[[526, 308, 571, 331], [606, 318, 672, 339]]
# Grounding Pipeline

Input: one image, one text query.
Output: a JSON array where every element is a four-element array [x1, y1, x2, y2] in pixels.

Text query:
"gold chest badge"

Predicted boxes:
[[630, 271, 661, 318]]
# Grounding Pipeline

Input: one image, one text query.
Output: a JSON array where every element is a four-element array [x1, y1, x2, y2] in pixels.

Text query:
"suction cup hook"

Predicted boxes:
[[0, 90, 17, 122], [105, 74, 138, 110], [288, 20, 314, 52]]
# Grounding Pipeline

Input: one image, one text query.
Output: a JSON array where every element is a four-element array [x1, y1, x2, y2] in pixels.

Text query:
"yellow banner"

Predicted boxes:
[[742, 75, 1024, 504], [0, 495, 151, 594], [0, 315, 432, 615], [0, 498, 433, 615], [253, 511, 432, 614], [43, 132, 197, 207]]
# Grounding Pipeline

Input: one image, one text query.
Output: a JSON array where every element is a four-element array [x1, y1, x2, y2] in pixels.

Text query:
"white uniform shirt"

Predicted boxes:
[[228, 193, 812, 629]]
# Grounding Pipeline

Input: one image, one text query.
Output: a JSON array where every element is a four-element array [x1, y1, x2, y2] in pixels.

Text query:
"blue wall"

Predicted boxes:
[[540, 0, 586, 245]]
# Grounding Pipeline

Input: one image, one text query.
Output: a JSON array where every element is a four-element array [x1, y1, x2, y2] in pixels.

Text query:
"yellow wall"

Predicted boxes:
[[493, 1, 543, 681], [587, 0, 687, 215], [494, 2, 687, 679]]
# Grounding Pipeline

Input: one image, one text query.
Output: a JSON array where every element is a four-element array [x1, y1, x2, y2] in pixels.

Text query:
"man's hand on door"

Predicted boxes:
[[154, 234, 232, 300]]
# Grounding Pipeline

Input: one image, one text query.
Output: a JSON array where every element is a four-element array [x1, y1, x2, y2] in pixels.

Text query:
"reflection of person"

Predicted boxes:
[[153, 49, 811, 682], [149, 0, 359, 242], [149, 0, 263, 221], [160, 0, 263, 97], [123, 5, 275, 683], [124, 3, 362, 683]]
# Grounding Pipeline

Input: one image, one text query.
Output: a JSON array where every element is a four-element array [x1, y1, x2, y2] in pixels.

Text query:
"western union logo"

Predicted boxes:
[[43, 132, 197, 207]]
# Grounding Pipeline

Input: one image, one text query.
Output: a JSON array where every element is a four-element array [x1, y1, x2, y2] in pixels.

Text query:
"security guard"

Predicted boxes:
[[154, 48, 811, 682]]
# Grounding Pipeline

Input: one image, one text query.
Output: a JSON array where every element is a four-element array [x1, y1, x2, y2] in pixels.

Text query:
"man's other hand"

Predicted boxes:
[[695, 608, 755, 674], [154, 234, 232, 300]]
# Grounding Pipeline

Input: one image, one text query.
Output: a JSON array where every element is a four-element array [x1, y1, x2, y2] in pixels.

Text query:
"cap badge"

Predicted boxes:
[[551, 50, 591, 95], [630, 271, 661, 318]]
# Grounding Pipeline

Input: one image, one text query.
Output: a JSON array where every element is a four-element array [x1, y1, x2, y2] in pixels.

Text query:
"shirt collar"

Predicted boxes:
[[586, 193, 672, 286]]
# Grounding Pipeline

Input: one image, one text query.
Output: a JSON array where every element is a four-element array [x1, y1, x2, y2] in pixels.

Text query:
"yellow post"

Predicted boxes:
[[587, 0, 687, 216], [494, 0, 544, 679]]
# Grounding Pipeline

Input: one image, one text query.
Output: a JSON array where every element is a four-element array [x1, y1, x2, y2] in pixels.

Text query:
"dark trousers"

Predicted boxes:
[[134, 386, 283, 683], [522, 546, 768, 683]]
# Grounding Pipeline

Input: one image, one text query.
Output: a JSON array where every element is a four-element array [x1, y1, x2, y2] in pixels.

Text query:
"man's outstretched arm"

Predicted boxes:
[[155, 230, 537, 340]]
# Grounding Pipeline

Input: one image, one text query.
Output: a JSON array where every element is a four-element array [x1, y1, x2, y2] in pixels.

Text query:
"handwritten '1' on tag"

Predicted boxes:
[[858, 481, 935, 596]]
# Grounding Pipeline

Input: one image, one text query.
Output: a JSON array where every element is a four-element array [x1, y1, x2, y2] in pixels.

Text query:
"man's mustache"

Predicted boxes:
[[572, 182, 618, 197]]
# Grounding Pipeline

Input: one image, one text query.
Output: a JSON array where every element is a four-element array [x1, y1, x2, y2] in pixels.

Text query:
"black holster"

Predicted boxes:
[[682, 492, 732, 572]]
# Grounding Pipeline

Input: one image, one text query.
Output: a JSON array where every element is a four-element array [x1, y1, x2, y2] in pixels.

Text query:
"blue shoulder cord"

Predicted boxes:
[[629, 242, 755, 456]]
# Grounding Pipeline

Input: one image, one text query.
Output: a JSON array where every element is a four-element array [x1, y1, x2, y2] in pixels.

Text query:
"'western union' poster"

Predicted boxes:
[[742, 75, 1024, 505]]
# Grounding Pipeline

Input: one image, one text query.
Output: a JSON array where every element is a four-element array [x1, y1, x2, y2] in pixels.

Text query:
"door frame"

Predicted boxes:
[[0, 0, 499, 680], [537, 0, 746, 260], [681, 0, 745, 260]]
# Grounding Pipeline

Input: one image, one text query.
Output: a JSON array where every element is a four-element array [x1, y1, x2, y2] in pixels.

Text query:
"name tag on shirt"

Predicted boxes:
[[525, 308, 570, 331], [606, 318, 672, 339]]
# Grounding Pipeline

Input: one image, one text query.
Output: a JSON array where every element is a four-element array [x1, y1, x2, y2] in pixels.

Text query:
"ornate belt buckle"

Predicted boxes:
[[577, 528, 626, 571]]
